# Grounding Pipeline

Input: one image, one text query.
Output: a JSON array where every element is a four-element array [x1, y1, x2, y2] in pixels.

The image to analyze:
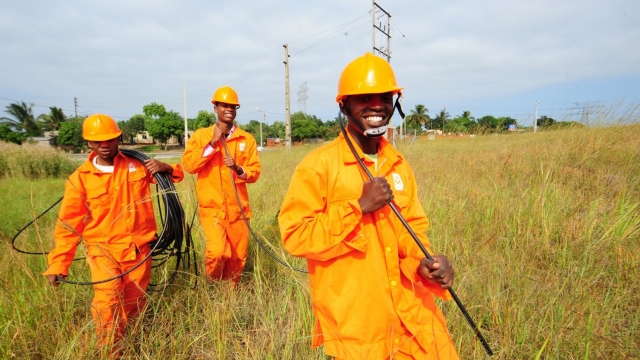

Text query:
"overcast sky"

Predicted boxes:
[[1, 0, 638, 127]]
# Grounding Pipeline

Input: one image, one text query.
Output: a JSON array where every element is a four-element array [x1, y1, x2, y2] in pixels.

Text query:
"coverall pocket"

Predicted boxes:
[[86, 185, 108, 209], [128, 170, 147, 196]]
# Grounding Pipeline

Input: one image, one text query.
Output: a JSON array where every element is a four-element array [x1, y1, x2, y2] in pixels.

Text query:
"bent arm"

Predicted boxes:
[[181, 131, 220, 174], [396, 165, 451, 300], [279, 166, 368, 261]]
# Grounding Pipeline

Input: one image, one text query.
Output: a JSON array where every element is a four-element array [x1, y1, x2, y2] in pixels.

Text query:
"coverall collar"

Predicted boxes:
[[79, 151, 127, 174]]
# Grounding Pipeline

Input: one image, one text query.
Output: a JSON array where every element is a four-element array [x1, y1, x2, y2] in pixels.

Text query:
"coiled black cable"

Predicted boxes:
[[11, 149, 197, 288]]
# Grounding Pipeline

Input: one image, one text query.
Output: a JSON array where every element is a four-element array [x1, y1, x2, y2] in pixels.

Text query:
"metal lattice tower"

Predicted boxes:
[[297, 81, 309, 113], [372, 1, 391, 62]]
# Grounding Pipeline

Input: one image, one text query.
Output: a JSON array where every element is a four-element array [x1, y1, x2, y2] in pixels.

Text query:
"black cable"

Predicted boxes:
[[220, 135, 308, 273], [11, 149, 197, 288], [337, 111, 493, 356], [11, 197, 87, 262]]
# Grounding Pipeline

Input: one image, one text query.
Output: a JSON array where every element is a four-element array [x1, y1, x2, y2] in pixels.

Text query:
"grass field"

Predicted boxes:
[[1, 124, 639, 359]]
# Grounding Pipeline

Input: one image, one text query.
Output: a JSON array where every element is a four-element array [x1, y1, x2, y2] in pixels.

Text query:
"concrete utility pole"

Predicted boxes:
[[534, 100, 538, 133], [442, 106, 446, 133], [74, 97, 78, 118], [284, 44, 291, 149], [372, 1, 392, 62], [183, 82, 188, 146], [256, 107, 264, 147]]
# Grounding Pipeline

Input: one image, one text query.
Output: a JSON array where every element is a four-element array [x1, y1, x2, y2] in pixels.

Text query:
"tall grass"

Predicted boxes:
[[0, 142, 79, 179], [1, 126, 639, 359]]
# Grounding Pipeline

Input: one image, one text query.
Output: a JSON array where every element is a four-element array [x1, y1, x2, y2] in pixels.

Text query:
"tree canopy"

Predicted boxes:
[[146, 111, 184, 149], [37, 107, 66, 132], [406, 104, 430, 131], [56, 117, 86, 152], [1, 101, 43, 137]]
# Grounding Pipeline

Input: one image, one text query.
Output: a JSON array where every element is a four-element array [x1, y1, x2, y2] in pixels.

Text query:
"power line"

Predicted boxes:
[[392, 25, 466, 105]]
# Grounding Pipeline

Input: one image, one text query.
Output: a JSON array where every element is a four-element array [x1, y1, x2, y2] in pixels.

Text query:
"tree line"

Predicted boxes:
[[1, 101, 582, 151]]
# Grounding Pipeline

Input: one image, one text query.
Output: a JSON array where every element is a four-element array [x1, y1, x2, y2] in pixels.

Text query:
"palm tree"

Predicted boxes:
[[1, 101, 43, 136], [37, 106, 66, 132], [462, 110, 475, 121], [434, 108, 451, 132], [406, 104, 430, 130]]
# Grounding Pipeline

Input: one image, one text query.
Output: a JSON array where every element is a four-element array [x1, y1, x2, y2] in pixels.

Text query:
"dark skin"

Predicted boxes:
[[211, 102, 244, 175], [342, 92, 454, 290], [47, 136, 174, 287]]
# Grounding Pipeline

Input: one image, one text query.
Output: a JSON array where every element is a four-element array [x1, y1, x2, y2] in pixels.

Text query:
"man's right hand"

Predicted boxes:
[[358, 177, 393, 214], [210, 126, 225, 147], [47, 274, 66, 287]]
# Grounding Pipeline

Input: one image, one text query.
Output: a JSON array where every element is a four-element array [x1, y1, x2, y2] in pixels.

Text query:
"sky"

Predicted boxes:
[[1, 0, 639, 128]]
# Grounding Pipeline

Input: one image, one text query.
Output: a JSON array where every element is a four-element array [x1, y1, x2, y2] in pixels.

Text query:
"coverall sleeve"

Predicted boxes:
[[279, 165, 368, 262], [396, 165, 451, 300], [236, 140, 260, 184], [43, 175, 87, 276], [181, 131, 221, 174]]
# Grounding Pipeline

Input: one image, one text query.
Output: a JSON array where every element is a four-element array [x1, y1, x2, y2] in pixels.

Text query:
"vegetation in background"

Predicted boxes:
[[1, 98, 611, 152], [0, 101, 43, 137], [0, 142, 79, 179], [56, 116, 87, 152]]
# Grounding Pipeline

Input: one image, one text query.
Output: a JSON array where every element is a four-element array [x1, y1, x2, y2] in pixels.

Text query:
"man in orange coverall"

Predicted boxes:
[[279, 53, 459, 360], [181, 86, 261, 284], [43, 113, 184, 349]]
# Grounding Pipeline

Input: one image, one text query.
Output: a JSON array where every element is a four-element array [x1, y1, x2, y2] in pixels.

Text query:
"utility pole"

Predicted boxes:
[[74, 97, 78, 118], [442, 106, 446, 133], [256, 107, 264, 147], [534, 100, 538, 133], [283, 44, 291, 149], [372, 1, 392, 62], [183, 82, 188, 146]]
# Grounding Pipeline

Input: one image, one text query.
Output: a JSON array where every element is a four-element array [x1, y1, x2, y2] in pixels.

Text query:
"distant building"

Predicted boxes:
[[28, 136, 56, 148]]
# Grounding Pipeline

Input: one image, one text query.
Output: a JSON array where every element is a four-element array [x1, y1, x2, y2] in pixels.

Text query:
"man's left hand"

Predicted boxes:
[[144, 159, 173, 175], [418, 255, 454, 289]]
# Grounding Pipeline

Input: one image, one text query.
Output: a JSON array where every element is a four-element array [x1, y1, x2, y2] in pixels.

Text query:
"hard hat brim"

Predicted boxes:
[[84, 131, 122, 141]]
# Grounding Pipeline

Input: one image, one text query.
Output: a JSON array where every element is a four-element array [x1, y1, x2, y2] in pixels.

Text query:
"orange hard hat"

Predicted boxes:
[[336, 52, 403, 103], [212, 86, 240, 106], [82, 114, 122, 141]]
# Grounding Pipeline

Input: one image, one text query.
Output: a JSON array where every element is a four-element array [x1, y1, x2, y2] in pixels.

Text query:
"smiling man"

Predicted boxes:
[[279, 53, 459, 360], [182, 86, 261, 285], [44, 113, 183, 352]]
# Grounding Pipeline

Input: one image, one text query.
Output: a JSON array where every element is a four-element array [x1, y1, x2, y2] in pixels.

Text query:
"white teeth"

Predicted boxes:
[[366, 116, 384, 123]]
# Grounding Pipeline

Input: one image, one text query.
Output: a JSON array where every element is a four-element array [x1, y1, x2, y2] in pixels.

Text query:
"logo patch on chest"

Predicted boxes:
[[239, 143, 246, 152], [392, 173, 403, 191], [128, 162, 136, 172]]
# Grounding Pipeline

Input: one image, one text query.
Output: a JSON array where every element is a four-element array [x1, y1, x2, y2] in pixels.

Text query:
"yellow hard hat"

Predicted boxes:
[[211, 86, 240, 106], [82, 114, 122, 141], [336, 52, 403, 103]]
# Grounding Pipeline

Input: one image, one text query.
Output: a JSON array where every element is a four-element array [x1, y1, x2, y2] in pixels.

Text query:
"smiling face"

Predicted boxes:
[[214, 102, 238, 125], [342, 92, 394, 132], [87, 137, 119, 165]]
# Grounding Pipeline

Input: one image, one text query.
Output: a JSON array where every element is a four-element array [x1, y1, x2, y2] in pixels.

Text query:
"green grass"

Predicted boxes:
[[1, 125, 639, 358]]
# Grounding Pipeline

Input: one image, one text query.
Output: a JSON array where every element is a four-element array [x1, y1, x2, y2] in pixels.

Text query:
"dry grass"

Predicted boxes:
[[1, 123, 639, 359]]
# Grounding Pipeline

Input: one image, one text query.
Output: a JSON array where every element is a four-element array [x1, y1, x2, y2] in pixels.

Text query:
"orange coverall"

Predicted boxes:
[[43, 151, 183, 346], [181, 125, 261, 283], [279, 131, 459, 360]]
